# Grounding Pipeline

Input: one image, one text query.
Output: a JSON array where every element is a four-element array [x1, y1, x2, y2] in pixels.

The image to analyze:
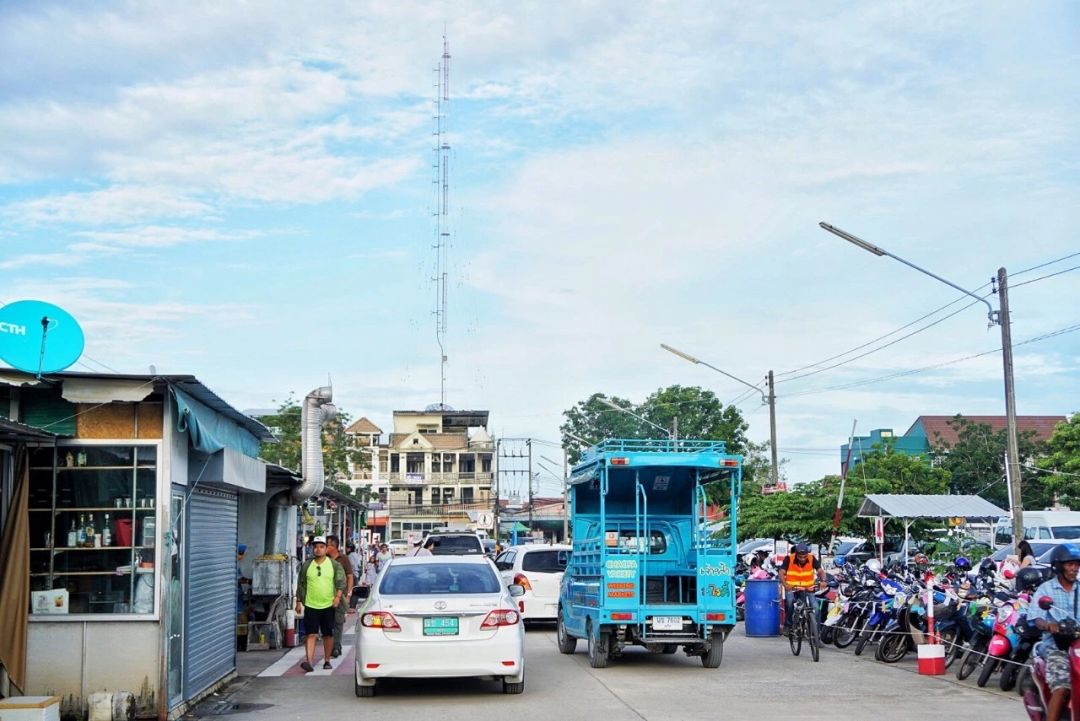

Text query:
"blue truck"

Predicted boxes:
[[556, 439, 743, 668]]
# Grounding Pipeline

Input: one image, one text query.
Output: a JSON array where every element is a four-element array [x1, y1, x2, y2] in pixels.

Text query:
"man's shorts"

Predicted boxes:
[[1045, 647, 1071, 692], [304, 605, 335, 636]]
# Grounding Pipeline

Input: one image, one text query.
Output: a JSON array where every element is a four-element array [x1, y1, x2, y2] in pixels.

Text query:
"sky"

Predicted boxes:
[[1, 1, 1078, 497]]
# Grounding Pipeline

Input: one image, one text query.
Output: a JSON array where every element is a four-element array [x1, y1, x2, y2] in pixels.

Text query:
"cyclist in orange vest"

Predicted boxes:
[[779, 543, 825, 636]]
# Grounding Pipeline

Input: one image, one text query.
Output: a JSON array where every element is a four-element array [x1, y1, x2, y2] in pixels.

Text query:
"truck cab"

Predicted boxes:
[[556, 439, 742, 668]]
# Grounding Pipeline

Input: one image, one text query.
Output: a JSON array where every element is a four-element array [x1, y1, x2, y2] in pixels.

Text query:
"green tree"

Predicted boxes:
[[1036, 413, 1080, 507], [559, 385, 749, 465], [737, 475, 891, 543], [858, 447, 950, 495], [258, 395, 370, 500], [933, 415, 1046, 509]]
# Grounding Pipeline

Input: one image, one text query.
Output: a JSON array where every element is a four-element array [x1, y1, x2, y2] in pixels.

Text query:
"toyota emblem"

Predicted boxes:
[[434, 601, 447, 610]]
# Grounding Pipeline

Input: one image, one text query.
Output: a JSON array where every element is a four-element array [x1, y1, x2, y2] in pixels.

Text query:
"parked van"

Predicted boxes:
[[993, 511, 1080, 546]]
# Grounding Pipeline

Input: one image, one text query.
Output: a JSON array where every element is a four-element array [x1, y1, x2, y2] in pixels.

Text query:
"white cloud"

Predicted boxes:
[[3, 186, 214, 226]]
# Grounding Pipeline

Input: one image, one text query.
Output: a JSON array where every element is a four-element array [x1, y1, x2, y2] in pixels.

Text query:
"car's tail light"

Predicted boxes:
[[513, 573, 533, 591], [481, 609, 520, 629], [361, 611, 401, 631]]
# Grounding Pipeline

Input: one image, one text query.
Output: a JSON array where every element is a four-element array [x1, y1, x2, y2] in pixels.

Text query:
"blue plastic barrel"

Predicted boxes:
[[744, 579, 781, 637]]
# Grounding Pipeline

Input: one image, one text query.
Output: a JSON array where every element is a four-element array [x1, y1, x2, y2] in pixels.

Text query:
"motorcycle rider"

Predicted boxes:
[[779, 543, 826, 636], [1029, 543, 1080, 721]]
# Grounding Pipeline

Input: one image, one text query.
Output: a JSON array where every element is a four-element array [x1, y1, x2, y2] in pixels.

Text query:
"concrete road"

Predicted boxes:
[[197, 625, 1023, 721]]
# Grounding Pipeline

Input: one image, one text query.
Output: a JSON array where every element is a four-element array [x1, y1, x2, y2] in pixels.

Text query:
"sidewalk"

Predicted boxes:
[[235, 614, 358, 678]]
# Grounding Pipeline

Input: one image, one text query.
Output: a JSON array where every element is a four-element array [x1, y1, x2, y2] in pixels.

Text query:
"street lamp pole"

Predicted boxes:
[[598, 397, 674, 440], [661, 343, 778, 486], [820, 222, 1024, 545]]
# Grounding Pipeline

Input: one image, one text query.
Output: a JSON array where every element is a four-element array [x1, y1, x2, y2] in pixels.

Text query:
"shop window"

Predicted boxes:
[[28, 444, 159, 618]]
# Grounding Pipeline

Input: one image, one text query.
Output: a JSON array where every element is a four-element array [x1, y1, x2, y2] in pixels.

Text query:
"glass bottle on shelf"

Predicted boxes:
[[103, 513, 112, 546], [77, 514, 87, 546], [67, 518, 78, 548], [86, 514, 97, 548]]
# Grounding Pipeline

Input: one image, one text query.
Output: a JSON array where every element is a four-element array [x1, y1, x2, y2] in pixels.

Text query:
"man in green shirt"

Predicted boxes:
[[295, 536, 346, 672]]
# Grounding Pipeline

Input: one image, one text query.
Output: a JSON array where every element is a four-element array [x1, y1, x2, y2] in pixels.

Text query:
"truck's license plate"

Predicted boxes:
[[652, 616, 682, 631]]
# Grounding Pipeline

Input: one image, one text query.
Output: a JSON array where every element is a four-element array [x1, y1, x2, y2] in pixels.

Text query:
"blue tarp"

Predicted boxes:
[[170, 386, 261, 458]]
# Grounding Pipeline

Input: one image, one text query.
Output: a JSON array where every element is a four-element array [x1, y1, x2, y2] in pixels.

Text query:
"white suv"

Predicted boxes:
[[494, 544, 571, 622]]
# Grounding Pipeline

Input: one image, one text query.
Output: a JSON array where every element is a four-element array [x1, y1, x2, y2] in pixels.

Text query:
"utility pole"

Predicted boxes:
[[527, 439, 534, 531], [493, 438, 501, 542], [998, 268, 1024, 546], [562, 447, 569, 542], [767, 370, 779, 487]]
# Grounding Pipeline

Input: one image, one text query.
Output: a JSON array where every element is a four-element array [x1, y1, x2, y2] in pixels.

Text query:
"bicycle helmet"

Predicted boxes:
[[1015, 567, 1043, 593], [1049, 543, 1080, 573], [955, 556, 971, 571]]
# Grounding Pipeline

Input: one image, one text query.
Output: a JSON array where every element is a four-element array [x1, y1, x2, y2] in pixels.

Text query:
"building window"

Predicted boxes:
[[462, 487, 474, 504], [28, 443, 159, 618], [480, 454, 492, 473]]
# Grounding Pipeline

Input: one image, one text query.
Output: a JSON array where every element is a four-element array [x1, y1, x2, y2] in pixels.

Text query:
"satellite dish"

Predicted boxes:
[[0, 300, 85, 374]]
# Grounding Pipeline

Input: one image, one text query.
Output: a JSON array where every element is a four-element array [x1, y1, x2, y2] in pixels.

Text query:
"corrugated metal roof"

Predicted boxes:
[[0, 417, 59, 442], [858, 494, 1006, 519], [0, 370, 275, 443]]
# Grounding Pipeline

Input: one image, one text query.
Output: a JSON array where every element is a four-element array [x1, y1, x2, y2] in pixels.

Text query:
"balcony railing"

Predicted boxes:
[[384, 472, 494, 485], [383, 501, 491, 517]]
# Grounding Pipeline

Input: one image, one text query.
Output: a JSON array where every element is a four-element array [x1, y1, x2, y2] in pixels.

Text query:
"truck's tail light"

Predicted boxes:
[[611, 457, 629, 465], [361, 611, 401, 631], [706, 613, 726, 621], [513, 573, 533, 591], [481, 609, 520, 628], [611, 612, 633, 621], [723, 460, 739, 467]]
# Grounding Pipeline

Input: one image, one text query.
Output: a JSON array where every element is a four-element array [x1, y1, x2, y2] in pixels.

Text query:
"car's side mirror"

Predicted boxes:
[[509, 584, 526, 598], [557, 550, 569, 567]]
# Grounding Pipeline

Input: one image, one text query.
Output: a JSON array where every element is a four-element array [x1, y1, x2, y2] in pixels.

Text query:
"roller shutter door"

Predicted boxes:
[[183, 487, 237, 698]]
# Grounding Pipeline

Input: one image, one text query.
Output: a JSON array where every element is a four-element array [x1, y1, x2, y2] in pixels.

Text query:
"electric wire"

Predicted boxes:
[[783, 320, 1080, 398], [773, 249, 1080, 384]]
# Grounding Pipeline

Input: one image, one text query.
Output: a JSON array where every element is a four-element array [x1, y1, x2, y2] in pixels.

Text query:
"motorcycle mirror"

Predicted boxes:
[[1039, 595, 1054, 611]]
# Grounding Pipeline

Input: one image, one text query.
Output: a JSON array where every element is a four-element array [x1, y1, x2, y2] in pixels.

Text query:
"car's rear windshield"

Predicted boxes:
[[835, 541, 862, 556], [379, 563, 500, 595], [1053, 526, 1080, 539], [429, 535, 484, 555], [521, 550, 565, 573]]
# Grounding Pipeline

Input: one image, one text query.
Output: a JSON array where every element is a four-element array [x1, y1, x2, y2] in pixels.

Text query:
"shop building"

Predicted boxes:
[[0, 371, 282, 719]]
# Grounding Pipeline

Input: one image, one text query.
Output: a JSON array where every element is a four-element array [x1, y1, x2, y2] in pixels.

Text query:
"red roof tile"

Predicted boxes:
[[909, 415, 1066, 448]]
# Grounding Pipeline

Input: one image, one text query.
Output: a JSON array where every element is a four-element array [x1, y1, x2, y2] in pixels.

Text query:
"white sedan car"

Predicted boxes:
[[495, 544, 571, 622], [354, 556, 525, 696]]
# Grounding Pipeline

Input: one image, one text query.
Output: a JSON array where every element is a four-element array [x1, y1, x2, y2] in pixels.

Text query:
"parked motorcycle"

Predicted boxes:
[[1024, 596, 1080, 721]]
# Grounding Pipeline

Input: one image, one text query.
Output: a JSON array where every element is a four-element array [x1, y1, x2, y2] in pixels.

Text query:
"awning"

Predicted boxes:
[[857, 494, 1007, 520], [0, 418, 58, 444], [171, 386, 262, 458]]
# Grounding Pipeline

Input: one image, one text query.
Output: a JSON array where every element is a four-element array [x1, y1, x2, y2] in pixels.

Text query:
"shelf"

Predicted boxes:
[[29, 507, 156, 512], [33, 466, 156, 471], [30, 568, 155, 578], [31, 546, 149, 552]]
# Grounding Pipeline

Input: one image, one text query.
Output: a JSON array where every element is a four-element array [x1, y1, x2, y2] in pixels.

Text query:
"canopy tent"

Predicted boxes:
[[856, 494, 1008, 561]]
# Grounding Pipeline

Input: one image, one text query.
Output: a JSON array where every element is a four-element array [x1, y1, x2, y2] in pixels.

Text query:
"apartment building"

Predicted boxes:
[[345, 406, 494, 541]]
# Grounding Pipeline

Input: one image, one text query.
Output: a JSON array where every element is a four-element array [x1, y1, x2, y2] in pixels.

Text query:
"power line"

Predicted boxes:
[[774, 248, 1080, 384], [784, 320, 1080, 399]]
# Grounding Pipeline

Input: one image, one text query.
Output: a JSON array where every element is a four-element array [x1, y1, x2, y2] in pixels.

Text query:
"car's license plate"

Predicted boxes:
[[652, 616, 682, 631], [423, 616, 459, 636]]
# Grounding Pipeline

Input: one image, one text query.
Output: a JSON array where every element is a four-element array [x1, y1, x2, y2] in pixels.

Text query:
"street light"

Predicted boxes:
[[821, 221, 1024, 546], [597, 397, 674, 440], [662, 343, 779, 487], [541, 453, 569, 541]]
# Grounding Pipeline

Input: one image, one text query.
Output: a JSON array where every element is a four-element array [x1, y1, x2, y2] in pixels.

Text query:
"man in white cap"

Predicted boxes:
[[410, 536, 434, 557], [294, 536, 345, 672]]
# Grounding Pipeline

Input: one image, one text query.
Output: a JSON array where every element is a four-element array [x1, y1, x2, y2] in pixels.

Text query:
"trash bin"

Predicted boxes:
[[744, 579, 781, 637]]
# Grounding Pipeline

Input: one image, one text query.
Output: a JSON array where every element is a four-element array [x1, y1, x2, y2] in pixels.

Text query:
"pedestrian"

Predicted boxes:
[[294, 536, 345, 672], [410, 536, 434, 557], [366, 548, 380, 588], [325, 534, 354, 657], [347, 542, 364, 609], [1018, 539, 1036, 569], [376, 543, 392, 567]]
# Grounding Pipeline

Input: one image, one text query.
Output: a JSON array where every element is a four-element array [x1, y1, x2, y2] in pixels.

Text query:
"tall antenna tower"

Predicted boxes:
[[432, 35, 451, 408]]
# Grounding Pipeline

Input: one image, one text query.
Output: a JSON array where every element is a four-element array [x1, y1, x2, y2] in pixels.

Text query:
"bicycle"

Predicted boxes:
[[788, 588, 821, 662]]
